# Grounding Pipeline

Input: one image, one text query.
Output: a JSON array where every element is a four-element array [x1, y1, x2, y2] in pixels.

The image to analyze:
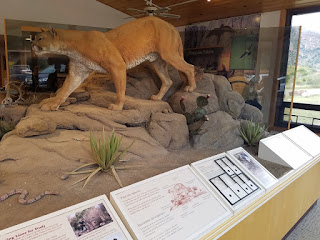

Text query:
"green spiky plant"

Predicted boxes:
[[0, 120, 15, 140], [180, 95, 210, 136], [239, 120, 267, 146], [67, 129, 134, 188]]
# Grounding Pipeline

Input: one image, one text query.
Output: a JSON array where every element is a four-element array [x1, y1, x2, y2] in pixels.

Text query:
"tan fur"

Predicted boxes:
[[32, 17, 196, 111]]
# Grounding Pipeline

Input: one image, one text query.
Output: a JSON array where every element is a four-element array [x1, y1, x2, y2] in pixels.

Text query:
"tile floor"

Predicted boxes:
[[284, 200, 320, 240]]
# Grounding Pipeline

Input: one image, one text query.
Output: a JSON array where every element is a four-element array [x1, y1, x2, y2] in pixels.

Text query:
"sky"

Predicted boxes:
[[292, 12, 320, 33]]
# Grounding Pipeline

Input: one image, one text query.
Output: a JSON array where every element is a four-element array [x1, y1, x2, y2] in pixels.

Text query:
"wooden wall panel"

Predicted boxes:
[[98, 0, 320, 26]]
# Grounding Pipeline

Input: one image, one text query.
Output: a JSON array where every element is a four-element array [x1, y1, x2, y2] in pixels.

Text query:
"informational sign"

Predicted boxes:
[[192, 153, 264, 212], [259, 133, 312, 169], [0, 195, 132, 240], [110, 165, 232, 240], [283, 125, 320, 158], [227, 147, 278, 190]]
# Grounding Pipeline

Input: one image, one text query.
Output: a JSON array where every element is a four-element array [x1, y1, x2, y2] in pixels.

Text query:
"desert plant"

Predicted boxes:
[[180, 95, 210, 136], [0, 120, 15, 140], [239, 120, 267, 146], [66, 129, 134, 188]]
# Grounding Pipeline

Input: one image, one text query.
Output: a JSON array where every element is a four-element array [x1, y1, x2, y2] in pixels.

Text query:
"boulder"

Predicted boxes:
[[194, 73, 216, 95], [88, 90, 172, 116], [168, 91, 218, 115], [239, 103, 263, 123], [70, 90, 90, 102], [148, 112, 189, 150], [0, 105, 28, 125], [192, 111, 243, 149], [125, 76, 159, 100], [212, 75, 245, 119], [168, 74, 220, 115], [0, 129, 167, 164], [15, 115, 56, 137]]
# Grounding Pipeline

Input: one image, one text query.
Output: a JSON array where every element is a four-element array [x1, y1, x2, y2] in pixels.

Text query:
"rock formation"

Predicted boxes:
[[0, 66, 265, 163]]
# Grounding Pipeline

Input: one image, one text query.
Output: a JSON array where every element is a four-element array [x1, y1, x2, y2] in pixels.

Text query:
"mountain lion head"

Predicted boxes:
[[32, 28, 61, 56]]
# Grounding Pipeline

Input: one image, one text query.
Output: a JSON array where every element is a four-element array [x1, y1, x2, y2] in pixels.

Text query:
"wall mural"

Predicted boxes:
[[183, 14, 261, 109]]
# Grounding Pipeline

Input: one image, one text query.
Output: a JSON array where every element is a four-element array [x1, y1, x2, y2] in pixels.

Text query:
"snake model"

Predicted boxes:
[[0, 189, 59, 205]]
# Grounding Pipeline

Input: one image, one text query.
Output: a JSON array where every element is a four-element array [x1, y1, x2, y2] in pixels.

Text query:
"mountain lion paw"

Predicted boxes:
[[108, 103, 123, 111], [184, 85, 196, 93], [151, 95, 162, 101], [40, 97, 62, 111]]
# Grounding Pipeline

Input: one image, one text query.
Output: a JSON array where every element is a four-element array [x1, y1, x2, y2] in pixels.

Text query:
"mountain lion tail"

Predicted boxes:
[[178, 37, 184, 58]]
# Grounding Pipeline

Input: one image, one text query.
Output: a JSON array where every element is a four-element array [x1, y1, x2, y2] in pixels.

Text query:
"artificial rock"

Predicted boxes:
[[192, 111, 244, 149], [0, 71, 260, 162], [15, 115, 56, 137], [0, 105, 28, 125], [212, 75, 245, 119], [148, 112, 189, 150], [168, 74, 219, 114], [239, 103, 264, 123]]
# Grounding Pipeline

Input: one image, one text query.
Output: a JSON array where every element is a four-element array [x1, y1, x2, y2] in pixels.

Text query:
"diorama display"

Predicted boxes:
[[259, 131, 312, 169], [0, 195, 132, 239], [191, 153, 264, 212], [110, 166, 232, 240], [227, 147, 277, 189], [0, 15, 300, 234]]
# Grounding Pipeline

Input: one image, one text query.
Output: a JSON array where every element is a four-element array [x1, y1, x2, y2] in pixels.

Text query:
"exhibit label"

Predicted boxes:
[[111, 165, 231, 240], [0, 195, 132, 240]]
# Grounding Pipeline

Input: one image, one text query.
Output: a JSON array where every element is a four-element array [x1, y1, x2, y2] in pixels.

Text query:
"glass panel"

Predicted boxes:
[[289, 12, 320, 105], [5, 19, 110, 92], [284, 108, 320, 126], [180, 25, 300, 126]]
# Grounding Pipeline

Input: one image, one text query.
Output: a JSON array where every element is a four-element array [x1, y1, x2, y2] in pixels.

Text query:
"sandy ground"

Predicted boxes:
[[0, 146, 291, 230]]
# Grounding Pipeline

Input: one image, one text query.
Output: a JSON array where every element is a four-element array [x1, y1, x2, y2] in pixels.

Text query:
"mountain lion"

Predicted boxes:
[[32, 17, 196, 111]]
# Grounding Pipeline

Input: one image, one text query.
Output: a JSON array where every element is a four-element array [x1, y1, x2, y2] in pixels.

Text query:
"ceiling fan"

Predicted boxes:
[[126, 0, 198, 19]]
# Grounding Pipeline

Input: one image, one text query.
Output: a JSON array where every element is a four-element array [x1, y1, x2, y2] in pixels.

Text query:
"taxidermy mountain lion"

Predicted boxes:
[[32, 16, 196, 111]]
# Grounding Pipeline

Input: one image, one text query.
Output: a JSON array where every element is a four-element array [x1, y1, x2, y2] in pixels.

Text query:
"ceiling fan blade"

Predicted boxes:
[[127, 8, 146, 13], [166, 0, 198, 9], [158, 13, 181, 19], [124, 13, 146, 19], [145, 0, 161, 9]]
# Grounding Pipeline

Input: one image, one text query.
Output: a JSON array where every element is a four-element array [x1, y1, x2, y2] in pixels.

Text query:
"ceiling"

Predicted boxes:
[[97, 0, 320, 26]]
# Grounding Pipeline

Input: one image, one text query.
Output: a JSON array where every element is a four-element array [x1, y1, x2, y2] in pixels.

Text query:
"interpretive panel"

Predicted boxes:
[[191, 153, 264, 212], [110, 165, 232, 240], [0, 195, 132, 240], [259, 133, 312, 169], [283, 125, 320, 157], [227, 147, 278, 190]]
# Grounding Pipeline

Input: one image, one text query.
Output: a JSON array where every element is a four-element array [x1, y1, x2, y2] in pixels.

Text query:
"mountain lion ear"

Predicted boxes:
[[49, 27, 57, 37], [40, 28, 45, 32]]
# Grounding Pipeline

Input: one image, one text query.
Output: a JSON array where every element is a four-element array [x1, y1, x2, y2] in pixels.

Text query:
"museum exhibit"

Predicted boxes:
[[0, 0, 320, 239]]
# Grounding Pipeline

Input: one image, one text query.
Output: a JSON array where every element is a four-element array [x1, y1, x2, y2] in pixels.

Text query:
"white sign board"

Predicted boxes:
[[110, 165, 232, 240], [259, 133, 312, 169], [0, 195, 132, 240], [227, 147, 278, 190], [191, 153, 264, 212], [283, 125, 320, 158]]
